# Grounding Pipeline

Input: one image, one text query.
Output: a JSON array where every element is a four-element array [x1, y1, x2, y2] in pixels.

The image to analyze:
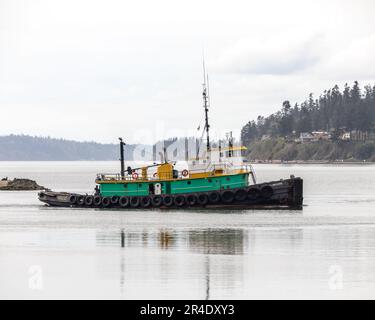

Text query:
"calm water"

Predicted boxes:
[[0, 162, 375, 299]]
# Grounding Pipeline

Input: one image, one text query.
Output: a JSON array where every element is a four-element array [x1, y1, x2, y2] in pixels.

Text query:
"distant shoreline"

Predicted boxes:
[[244, 139, 375, 163], [250, 160, 375, 164], [0, 159, 374, 165]]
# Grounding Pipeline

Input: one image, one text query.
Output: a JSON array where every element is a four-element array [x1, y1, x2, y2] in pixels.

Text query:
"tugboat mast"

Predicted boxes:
[[119, 137, 126, 179], [202, 59, 211, 154]]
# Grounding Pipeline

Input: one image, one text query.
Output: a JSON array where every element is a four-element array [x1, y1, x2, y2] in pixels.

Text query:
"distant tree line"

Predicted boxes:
[[0, 135, 135, 160], [241, 81, 375, 145]]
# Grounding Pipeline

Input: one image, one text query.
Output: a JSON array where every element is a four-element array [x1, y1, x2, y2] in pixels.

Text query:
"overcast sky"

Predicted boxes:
[[1, 0, 375, 144]]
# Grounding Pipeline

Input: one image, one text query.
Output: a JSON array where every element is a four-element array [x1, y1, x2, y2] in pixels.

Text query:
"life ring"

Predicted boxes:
[[153, 172, 158, 178], [132, 172, 139, 180], [182, 169, 189, 177]]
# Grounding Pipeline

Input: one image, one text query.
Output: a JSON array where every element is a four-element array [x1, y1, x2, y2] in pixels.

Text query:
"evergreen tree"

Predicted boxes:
[[241, 81, 375, 143]]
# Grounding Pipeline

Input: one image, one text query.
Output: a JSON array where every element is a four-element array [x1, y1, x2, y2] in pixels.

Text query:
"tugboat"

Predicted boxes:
[[38, 72, 303, 210]]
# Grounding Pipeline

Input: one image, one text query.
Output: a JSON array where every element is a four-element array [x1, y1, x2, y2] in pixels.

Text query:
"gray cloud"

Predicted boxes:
[[212, 33, 324, 75], [1, 0, 375, 143]]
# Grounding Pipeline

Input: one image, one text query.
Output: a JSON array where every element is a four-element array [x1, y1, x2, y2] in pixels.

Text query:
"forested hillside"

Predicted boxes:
[[241, 82, 375, 161], [2, 82, 375, 162], [246, 139, 375, 162], [241, 81, 375, 144]]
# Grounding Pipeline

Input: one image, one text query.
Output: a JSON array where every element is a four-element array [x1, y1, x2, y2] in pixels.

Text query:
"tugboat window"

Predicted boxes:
[[187, 181, 191, 185], [149, 184, 155, 195]]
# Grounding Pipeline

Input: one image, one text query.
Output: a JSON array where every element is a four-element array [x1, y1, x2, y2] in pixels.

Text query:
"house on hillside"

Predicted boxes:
[[350, 130, 369, 141], [261, 134, 271, 141], [311, 131, 332, 141], [340, 130, 370, 141], [299, 132, 314, 143], [299, 131, 332, 143], [341, 132, 351, 141]]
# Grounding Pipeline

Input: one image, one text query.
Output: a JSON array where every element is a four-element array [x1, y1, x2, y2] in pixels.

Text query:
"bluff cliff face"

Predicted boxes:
[[244, 139, 375, 162]]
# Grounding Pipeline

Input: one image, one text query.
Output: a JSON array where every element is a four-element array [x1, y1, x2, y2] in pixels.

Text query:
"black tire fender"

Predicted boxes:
[[119, 196, 129, 207], [260, 185, 274, 199], [141, 196, 152, 207], [234, 189, 247, 201], [77, 195, 85, 205], [221, 190, 235, 203], [163, 195, 174, 207], [69, 194, 77, 204], [93, 195, 102, 206], [151, 195, 163, 207], [247, 187, 260, 201], [197, 193, 209, 206], [208, 191, 220, 203], [102, 197, 111, 207], [111, 196, 119, 205], [84, 195, 94, 206], [130, 196, 140, 208], [174, 195, 185, 207], [186, 194, 197, 206]]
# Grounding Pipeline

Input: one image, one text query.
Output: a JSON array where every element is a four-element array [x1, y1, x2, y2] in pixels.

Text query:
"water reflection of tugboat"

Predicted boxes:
[[38, 71, 303, 210], [98, 228, 246, 299]]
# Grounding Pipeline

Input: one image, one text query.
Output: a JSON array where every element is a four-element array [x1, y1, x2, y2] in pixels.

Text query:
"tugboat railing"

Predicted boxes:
[[96, 164, 255, 182], [96, 172, 182, 181], [248, 164, 257, 184]]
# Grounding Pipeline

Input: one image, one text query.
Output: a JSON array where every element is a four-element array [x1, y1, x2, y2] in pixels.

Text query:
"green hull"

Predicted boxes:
[[99, 173, 249, 197]]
